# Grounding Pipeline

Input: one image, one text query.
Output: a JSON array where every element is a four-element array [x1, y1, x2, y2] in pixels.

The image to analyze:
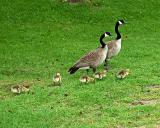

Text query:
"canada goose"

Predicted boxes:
[[104, 19, 126, 70], [116, 69, 130, 79], [68, 32, 111, 74], [53, 73, 61, 85], [94, 70, 107, 79], [79, 75, 95, 84]]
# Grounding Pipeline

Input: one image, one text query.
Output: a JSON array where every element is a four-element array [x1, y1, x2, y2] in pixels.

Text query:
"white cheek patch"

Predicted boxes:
[[118, 21, 122, 25], [104, 33, 108, 37]]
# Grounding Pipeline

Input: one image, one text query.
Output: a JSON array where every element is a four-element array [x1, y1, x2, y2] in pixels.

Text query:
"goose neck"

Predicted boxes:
[[100, 35, 106, 48], [115, 23, 121, 40]]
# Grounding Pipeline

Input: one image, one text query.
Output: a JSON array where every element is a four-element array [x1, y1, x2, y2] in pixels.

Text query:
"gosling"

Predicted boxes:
[[79, 75, 95, 84], [53, 73, 62, 85], [94, 70, 107, 79], [116, 69, 130, 79]]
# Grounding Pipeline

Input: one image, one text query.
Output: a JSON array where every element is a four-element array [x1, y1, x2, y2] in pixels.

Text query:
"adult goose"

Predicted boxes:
[[104, 19, 126, 69], [68, 32, 111, 74]]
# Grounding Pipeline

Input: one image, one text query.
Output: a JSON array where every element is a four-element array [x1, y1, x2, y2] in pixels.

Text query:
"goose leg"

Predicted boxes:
[[104, 59, 109, 70], [92, 68, 96, 73], [86, 69, 89, 74], [104, 59, 107, 66]]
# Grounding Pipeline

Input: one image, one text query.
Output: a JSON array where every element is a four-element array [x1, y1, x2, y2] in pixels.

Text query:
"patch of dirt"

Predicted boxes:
[[145, 84, 160, 89], [131, 99, 160, 106], [0, 68, 34, 76], [138, 126, 146, 128], [67, 0, 82, 3], [138, 122, 160, 128], [47, 92, 53, 96]]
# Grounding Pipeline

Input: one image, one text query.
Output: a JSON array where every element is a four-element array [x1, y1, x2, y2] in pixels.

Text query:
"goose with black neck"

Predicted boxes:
[[68, 32, 111, 74], [104, 19, 126, 70]]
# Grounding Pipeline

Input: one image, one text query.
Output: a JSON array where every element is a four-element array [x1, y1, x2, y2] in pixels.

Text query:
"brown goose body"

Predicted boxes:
[[68, 32, 111, 74], [69, 46, 108, 74], [107, 38, 121, 59]]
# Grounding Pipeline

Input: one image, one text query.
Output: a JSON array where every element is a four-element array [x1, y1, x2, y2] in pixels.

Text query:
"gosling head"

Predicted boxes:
[[56, 73, 61, 76]]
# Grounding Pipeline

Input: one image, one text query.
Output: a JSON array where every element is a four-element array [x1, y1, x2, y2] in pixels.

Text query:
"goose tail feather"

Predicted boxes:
[[68, 66, 79, 74]]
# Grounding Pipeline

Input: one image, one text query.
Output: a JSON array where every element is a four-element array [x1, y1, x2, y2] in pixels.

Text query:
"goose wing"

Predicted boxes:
[[106, 40, 117, 58], [107, 40, 117, 50], [75, 49, 100, 68]]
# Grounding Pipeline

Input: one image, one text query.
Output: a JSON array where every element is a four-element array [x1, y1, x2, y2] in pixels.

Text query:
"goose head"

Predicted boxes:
[[104, 32, 112, 37], [117, 19, 126, 26]]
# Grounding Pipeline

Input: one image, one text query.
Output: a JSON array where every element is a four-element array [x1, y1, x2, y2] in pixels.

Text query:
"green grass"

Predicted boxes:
[[0, 0, 160, 127]]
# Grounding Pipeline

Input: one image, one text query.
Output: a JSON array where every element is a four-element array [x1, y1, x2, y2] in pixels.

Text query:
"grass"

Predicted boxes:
[[0, 0, 160, 127]]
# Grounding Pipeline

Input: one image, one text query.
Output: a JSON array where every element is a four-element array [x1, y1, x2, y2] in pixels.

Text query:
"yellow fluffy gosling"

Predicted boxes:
[[11, 84, 30, 94], [21, 84, 30, 92], [116, 69, 130, 79], [79, 75, 95, 84], [94, 70, 107, 79], [11, 85, 21, 94], [53, 73, 61, 85]]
